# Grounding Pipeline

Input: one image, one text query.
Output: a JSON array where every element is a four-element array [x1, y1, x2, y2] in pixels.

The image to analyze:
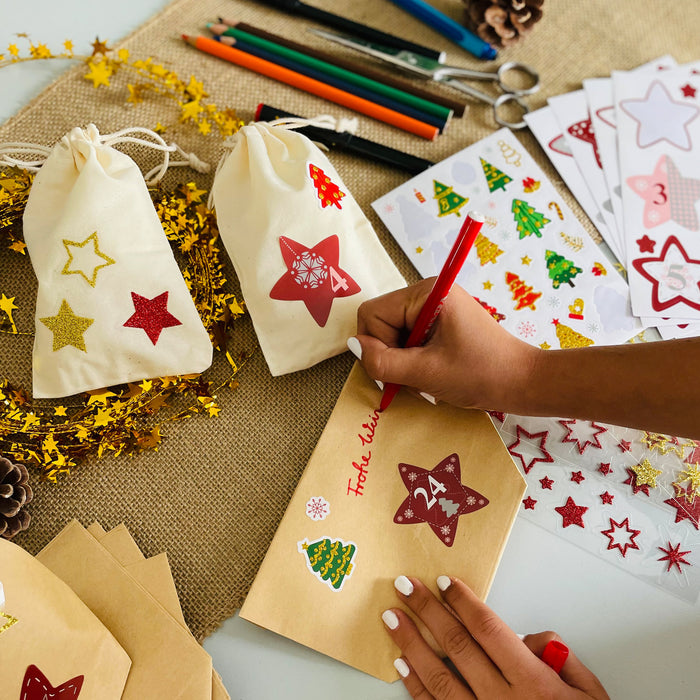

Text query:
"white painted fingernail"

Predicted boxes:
[[394, 657, 410, 678], [436, 575, 452, 591], [375, 379, 384, 390], [516, 633, 526, 640], [419, 392, 437, 404], [394, 575, 414, 596], [346, 336, 362, 360], [382, 609, 399, 630]]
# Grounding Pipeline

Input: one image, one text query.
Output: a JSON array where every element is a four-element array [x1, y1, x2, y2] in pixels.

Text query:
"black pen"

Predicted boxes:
[[253, 0, 446, 62], [255, 104, 435, 175]]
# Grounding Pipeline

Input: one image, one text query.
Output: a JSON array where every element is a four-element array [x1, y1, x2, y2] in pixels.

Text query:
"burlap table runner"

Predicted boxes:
[[2, 0, 698, 640]]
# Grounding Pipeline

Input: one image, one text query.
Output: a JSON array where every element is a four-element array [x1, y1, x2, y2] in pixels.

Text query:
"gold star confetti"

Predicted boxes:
[[8, 44, 19, 57], [521, 255, 532, 265], [84, 58, 111, 87], [198, 119, 212, 136], [0, 294, 18, 333], [61, 232, 115, 286], [630, 458, 663, 488], [415, 246, 423, 254], [482, 280, 493, 290], [91, 37, 110, 56], [39, 299, 94, 352], [117, 47, 129, 61], [54, 406, 67, 417], [539, 341, 551, 350], [63, 39, 74, 55], [180, 99, 203, 123]]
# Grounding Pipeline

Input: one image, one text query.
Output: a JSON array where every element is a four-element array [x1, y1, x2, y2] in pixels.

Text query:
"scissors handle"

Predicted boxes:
[[443, 78, 530, 129], [434, 61, 539, 96]]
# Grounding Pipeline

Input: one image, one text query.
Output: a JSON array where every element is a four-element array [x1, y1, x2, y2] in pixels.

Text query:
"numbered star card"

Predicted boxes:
[[240, 363, 525, 681], [615, 63, 700, 325], [372, 128, 643, 350]]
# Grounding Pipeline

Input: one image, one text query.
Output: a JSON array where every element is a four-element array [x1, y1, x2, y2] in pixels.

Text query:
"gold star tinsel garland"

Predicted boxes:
[[0, 168, 250, 482]]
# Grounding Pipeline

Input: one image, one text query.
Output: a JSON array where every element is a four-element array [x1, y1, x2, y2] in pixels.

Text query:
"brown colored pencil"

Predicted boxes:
[[217, 18, 468, 117]]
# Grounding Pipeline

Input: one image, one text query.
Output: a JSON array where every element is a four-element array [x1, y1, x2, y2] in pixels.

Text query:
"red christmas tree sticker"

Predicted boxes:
[[269, 235, 360, 327], [308, 163, 345, 209], [505, 272, 542, 311], [20, 665, 84, 699], [123, 291, 182, 345], [393, 454, 488, 547]]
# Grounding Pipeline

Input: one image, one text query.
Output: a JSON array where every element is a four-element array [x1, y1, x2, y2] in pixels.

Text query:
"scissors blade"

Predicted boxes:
[[307, 28, 438, 79]]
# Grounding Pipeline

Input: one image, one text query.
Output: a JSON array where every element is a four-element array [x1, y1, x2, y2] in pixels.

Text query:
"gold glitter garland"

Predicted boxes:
[[0, 169, 249, 482]]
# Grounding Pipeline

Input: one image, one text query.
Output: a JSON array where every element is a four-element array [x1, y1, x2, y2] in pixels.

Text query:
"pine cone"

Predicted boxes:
[[0, 456, 32, 539], [463, 0, 544, 48]]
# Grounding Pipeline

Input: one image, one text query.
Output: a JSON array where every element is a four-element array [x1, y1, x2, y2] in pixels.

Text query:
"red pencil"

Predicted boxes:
[[379, 210, 485, 412]]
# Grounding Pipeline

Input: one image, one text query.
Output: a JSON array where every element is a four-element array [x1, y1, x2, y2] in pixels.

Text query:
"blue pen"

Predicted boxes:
[[388, 0, 497, 60]]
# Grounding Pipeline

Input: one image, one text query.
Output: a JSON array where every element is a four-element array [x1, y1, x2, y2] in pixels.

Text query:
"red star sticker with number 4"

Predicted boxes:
[[123, 291, 181, 345], [601, 517, 641, 558], [393, 454, 488, 547], [20, 665, 84, 700], [507, 425, 554, 474], [269, 235, 360, 327]]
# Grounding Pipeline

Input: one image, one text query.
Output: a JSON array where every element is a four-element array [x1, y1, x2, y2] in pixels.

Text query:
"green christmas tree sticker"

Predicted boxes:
[[433, 180, 468, 218], [512, 199, 550, 238], [480, 157, 512, 192], [545, 249, 583, 288], [298, 536, 357, 591]]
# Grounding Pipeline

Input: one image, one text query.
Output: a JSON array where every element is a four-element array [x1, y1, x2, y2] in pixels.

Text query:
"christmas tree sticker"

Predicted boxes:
[[475, 233, 504, 265], [433, 180, 468, 218], [480, 157, 512, 192], [553, 319, 593, 348], [298, 536, 357, 591], [308, 163, 345, 210], [545, 249, 583, 288], [505, 271, 542, 311], [512, 199, 551, 238]]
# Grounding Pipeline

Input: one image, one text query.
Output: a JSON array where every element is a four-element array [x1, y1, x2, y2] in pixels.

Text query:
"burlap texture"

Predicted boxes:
[[2, 0, 698, 641]]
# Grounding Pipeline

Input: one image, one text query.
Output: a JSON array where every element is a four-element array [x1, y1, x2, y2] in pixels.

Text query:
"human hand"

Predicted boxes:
[[382, 575, 609, 699], [353, 280, 540, 411]]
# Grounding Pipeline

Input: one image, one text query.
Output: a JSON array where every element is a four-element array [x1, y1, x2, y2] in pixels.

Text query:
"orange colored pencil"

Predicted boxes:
[[182, 34, 438, 141]]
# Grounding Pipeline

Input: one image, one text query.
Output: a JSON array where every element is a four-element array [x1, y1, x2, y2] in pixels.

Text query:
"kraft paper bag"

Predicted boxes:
[[240, 363, 526, 682], [0, 537, 131, 700], [22, 124, 213, 398], [36, 520, 214, 700], [211, 121, 406, 376]]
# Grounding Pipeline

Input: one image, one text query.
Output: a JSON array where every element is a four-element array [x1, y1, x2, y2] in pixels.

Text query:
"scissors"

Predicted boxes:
[[309, 28, 540, 129]]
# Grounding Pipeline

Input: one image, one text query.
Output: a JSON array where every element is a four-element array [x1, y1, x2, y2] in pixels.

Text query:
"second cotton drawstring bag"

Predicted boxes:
[[14, 124, 214, 398], [211, 120, 406, 376]]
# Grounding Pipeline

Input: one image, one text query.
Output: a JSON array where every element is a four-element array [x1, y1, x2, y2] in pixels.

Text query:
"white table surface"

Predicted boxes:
[[2, 3, 699, 698]]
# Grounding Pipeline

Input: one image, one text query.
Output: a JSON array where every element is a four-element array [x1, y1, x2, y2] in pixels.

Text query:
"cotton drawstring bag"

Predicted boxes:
[[12, 124, 213, 398], [211, 120, 405, 376]]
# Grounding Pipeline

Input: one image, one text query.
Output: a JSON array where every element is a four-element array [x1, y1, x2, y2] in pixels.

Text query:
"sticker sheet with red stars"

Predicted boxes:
[[614, 62, 700, 334], [372, 128, 643, 352], [492, 411, 700, 602]]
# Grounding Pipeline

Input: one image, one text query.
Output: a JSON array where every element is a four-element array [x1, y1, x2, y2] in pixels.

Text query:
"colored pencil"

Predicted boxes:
[[213, 34, 449, 132], [218, 19, 467, 117], [255, 104, 435, 175], [379, 211, 485, 411], [181, 35, 438, 140], [250, 0, 445, 62], [208, 23, 452, 122]]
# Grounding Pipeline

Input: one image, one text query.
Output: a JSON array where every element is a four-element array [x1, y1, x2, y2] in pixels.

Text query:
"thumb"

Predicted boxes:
[[354, 334, 426, 388]]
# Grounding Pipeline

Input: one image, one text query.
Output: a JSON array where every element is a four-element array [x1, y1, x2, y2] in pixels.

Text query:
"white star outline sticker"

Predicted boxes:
[[620, 81, 700, 150]]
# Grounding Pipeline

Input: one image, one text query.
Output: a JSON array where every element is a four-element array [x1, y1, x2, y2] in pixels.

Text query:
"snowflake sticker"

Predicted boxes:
[[517, 320, 537, 338], [305, 496, 330, 521]]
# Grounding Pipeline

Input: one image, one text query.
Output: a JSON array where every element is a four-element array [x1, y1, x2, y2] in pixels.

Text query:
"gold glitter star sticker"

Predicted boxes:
[[62, 232, 115, 286], [678, 464, 700, 495], [483, 280, 493, 290], [521, 255, 532, 265], [40, 300, 94, 352], [84, 58, 111, 88], [641, 431, 688, 457], [415, 246, 423, 254], [539, 341, 551, 350], [631, 458, 663, 488]]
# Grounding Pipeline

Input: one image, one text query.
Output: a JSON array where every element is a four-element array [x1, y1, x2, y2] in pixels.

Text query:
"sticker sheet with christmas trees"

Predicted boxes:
[[372, 128, 644, 350]]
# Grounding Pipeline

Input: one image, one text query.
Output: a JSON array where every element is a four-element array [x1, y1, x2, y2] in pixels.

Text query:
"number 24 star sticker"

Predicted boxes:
[[393, 454, 488, 547]]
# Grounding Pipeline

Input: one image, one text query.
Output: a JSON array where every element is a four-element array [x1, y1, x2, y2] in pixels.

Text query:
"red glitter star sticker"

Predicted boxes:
[[554, 496, 588, 528], [658, 541, 692, 573], [507, 425, 554, 474], [681, 83, 697, 98], [20, 665, 84, 700], [539, 475, 554, 490], [123, 291, 181, 345], [601, 517, 641, 558], [269, 235, 360, 327], [559, 419, 607, 454], [636, 235, 656, 253], [665, 483, 700, 529], [623, 467, 651, 497], [571, 471, 585, 484], [600, 491, 615, 505], [632, 235, 700, 313], [393, 454, 488, 547], [522, 496, 537, 510], [598, 462, 613, 476], [618, 439, 632, 452]]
